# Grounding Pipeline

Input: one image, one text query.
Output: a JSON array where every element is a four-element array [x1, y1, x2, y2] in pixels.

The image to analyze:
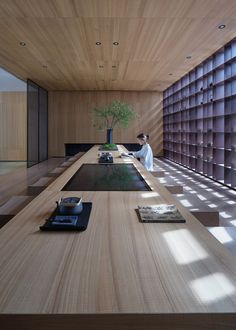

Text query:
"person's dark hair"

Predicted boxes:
[[137, 133, 149, 141]]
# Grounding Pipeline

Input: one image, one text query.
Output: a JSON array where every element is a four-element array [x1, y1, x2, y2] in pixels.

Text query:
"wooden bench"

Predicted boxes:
[[0, 196, 34, 215], [191, 210, 219, 226], [28, 177, 54, 195], [207, 227, 236, 256], [60, 161, 73, 167], [68, 156, 77, 162], [0, 215, 14, 228], [74, 152, 85, 158], [47, 167, 65, 177], [47, 153, 84, 177], [151, 171, 165, 177], [165, 185, 183, 194]]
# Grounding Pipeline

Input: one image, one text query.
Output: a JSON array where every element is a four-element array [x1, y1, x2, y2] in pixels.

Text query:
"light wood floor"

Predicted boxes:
[[0, 158, 66, 206], [0, 162, 26, 176]]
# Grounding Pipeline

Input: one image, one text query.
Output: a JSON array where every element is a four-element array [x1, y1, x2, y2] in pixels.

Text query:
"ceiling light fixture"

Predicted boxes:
[[19, 41, 26, 47], [96, 42, 102, 45], [113, 42, 119, 46], [218, 24, 226, 29]]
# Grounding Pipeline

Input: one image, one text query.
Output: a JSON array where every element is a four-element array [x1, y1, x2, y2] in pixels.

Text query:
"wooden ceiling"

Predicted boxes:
[[0, 0, 236, 91]]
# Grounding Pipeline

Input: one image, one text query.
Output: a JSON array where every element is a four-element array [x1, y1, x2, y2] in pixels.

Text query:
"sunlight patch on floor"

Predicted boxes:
[[208, 227, 233, 244], [212, 192, 225, 198], [220, 212, 232, 219], [208, 204, 217, 208], [227, 201, 236, 205], [197, 194, 207, 201], [185, 187, 192, 191], [180, 199, 192, 207]]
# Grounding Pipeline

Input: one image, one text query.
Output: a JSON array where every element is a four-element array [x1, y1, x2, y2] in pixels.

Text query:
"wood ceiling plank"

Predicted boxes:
[[1, 0, 236, 18], [0, 1, 236, 91]]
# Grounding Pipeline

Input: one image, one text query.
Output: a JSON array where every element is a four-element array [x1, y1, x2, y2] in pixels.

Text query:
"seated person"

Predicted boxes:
[[123, 133, 153, 171]]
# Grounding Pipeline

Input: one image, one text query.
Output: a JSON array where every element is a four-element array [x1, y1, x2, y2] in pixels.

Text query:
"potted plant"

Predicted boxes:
[[92, 100, 138, 150]]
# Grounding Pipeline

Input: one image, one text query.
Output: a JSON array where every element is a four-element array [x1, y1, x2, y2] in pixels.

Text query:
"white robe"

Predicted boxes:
[[133, 143, 153, 171]]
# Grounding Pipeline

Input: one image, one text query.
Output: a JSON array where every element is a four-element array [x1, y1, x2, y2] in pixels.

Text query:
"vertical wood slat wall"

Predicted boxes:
[[0, 92, 27, 161], [48, 91, 163, 157], [163, 38, 236, 189]]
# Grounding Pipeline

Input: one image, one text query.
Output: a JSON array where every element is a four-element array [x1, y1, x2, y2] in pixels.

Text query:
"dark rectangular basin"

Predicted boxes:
[[62, 164, 151, 191]]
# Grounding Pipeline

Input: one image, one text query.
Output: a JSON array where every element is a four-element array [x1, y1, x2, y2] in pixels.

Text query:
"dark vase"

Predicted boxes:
[[106, 128, 113, 144]]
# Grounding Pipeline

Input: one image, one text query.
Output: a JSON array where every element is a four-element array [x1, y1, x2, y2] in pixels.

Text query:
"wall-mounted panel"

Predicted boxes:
[[48, 91, 163, 157], [0, 92, 27, 160]]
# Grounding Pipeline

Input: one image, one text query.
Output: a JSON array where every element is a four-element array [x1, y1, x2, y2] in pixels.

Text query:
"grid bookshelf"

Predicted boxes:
[[163, 38, 236, 189]]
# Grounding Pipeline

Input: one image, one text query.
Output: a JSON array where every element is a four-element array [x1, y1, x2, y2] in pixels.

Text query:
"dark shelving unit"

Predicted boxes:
[[163, 38, 236, 189]]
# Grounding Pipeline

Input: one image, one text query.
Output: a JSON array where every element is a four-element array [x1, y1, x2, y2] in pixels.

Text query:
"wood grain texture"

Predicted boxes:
[[0, 92, 26, 160], [0, 195, 33, 215], [0, 1, 236, 91], [1, 146, 236, 330], [1, 314, 236, 330], [48, 91, 163, 157]]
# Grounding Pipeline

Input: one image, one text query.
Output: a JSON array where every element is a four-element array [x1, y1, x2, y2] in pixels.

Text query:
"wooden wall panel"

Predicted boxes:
[[0, 92, 27, 161], [48, 91, 163, 157]]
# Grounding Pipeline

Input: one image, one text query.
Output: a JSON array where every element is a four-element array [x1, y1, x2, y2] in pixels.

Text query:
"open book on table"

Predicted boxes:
[[137, 204, 186, 223]]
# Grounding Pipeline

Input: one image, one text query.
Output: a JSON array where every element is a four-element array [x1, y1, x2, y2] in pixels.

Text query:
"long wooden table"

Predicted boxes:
[[1, 146, 236, 329]]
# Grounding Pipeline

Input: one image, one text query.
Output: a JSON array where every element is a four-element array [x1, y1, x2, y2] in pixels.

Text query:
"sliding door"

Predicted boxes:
[[39, 88, 48, 162], [27, 80, 48, 167]]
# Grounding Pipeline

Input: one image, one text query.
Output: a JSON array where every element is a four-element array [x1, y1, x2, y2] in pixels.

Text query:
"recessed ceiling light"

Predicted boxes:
[[113, 42, 119, 46], [186, 56, 192, 59], [99, 65, 104, 68], [19, 41, 26, 47], [96, 42, 101, 45], [218, 24, 226, 29]]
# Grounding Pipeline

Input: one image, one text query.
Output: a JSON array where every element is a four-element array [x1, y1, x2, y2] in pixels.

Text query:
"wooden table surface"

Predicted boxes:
[[1, 146, 236, 329]]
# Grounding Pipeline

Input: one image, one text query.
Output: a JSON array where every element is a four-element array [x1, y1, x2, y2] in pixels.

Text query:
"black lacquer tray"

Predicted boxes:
[[40, 202, 92, 231], [98, 157, 114, 163]]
